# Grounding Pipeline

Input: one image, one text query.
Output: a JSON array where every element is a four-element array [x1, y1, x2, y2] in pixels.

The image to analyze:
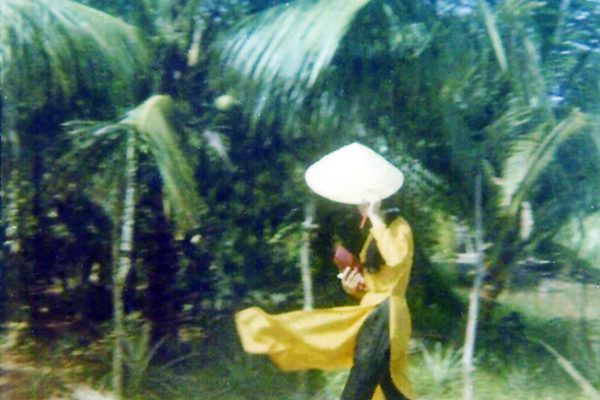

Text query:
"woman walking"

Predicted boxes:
[[235, 143, 415, 399]]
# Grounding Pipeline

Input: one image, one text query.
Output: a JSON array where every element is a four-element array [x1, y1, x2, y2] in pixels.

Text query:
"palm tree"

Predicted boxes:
[[214, 3, 598, 398], [214, 0, 597, 298], [0, 2, 203, 397], [468, 0, 597, 303], [216, 0, 372, 128], [64, 95, 203, 398], [0, 0, 149, 127], [1, 0, 150, 335]]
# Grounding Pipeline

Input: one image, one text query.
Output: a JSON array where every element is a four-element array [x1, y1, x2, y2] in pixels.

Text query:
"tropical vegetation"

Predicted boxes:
[[1, 0, 598, 399]]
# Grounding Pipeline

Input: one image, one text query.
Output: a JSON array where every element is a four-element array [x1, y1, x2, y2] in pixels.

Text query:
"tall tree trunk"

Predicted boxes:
[[113, 131, 138, 399], [300, 200, 316, 311], [463, 172, 486, 400], [298, 199, 317, 397]]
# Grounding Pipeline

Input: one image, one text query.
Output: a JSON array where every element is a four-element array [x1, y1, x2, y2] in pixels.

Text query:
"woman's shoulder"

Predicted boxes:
[[387, 217, 413, 244], [388, 216, 411, 230]]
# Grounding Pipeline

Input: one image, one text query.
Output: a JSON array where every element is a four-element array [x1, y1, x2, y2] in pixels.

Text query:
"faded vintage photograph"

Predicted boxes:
[[1, 0, 599, 399]]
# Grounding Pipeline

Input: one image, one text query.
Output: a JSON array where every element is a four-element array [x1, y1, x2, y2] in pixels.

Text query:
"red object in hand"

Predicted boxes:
[[333, 245, 363, 273]]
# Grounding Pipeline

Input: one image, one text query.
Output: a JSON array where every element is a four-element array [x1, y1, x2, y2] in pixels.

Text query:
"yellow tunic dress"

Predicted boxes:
[[235, 217, 414, 399]]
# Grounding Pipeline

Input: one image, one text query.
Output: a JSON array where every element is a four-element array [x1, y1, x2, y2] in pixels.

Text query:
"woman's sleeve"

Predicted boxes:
[[370, 217, 413, 267]]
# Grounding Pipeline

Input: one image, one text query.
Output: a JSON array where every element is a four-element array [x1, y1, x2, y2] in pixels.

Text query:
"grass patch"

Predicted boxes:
[[2, 280, 599, 399]]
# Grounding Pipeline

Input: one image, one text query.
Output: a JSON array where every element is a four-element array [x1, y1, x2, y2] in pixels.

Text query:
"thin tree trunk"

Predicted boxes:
[[577, 261, 594, 365], [576, 215, 587, 344], [113, 130, 138, 399], [300, 200, 316, 311], [463, 172, 485, 400], [298, 199, 317, 398], [579, 281, 589, 345]]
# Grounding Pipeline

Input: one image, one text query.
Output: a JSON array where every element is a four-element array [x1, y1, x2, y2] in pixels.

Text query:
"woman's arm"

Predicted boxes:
[[365, 202, 412, 267]]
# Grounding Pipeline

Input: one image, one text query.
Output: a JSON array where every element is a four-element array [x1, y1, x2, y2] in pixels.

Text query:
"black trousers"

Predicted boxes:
[[340, 299, 408, 400]]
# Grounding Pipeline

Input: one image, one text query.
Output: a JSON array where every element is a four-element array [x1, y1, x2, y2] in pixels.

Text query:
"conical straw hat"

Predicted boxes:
[[305, 142, 404, 204]]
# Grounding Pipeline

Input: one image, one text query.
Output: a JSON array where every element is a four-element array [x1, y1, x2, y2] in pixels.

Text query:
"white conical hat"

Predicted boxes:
[[305, 142, 404, 204]]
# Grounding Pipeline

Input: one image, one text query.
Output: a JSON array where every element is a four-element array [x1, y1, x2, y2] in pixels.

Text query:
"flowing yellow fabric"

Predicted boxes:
[[235, 217, 414, 399]]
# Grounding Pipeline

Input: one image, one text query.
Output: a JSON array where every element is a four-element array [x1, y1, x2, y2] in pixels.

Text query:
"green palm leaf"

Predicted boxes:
[[480, 0, 507, 72], [1, 0, 149, 111], [123, 95, 204, 232], [217, 0, 371, 118], [501, 109, 589, 215], [63, 96, 203, 232]]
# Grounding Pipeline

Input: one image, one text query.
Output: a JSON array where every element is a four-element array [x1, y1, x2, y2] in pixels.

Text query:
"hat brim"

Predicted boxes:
[[305, 142, 404, 205]]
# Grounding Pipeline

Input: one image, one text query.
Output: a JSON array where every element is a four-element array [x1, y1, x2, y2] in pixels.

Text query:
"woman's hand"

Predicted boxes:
[[358, 201, 385, 229], [340, 267, 367, 298]]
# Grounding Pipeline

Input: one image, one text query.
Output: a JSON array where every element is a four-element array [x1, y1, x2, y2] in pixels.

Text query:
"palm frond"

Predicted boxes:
[[554, 213, 600, 271], [217, 0, 371, 120], [480, 0, 507, 72], [485, 101, 536, 141], [0, 0, 150, 112], [494, 0, 551, 112], [124, 95, 204, 232], [61, 96, 204, 231], [63, 120, 128, 170], [534, 339, 600, 400], [60, 119, 128, 214], [501, 109, 588, 214]]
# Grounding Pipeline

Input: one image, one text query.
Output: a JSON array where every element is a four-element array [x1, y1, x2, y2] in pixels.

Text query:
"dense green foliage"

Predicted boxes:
[[1, 0, 599, 398]]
